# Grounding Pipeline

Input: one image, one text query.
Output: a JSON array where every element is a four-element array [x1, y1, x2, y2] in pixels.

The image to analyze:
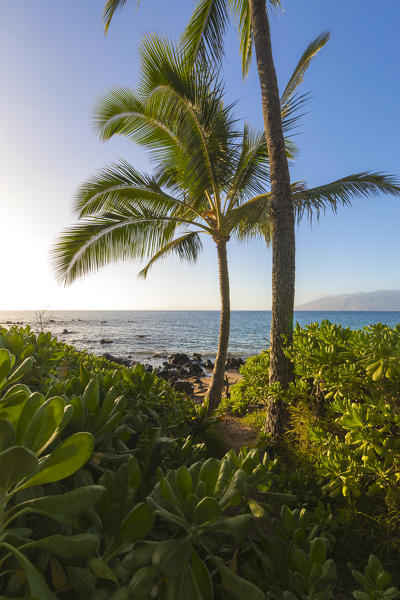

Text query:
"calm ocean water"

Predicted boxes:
[[0, 310, 399, 366]]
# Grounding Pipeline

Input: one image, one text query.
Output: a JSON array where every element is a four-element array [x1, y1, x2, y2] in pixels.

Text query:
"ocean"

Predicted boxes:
[[0, 310, 399, 367]]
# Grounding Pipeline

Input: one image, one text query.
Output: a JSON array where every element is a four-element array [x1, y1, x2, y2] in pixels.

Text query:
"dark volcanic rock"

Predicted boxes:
[[192, 353, 202, 362], [102, 353, 131, 367], [168, 353, 190, 366], [188, 363, 204, 377], [100, 338, 113, 345], [203, 359, 214, 370], [173, 381, 194, 395], [62, 329, 69, 334], [225, 357, 245, 370]]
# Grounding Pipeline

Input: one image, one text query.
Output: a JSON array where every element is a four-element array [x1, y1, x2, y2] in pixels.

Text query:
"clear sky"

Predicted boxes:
[[1, 0, 399, 310]]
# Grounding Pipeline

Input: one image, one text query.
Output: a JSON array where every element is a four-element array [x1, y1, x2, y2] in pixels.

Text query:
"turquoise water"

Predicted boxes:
[[0, 310, 399, 364]]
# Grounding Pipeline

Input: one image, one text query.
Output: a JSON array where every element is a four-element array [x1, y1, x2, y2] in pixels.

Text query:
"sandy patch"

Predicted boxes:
[[188, 369, 242, 402]]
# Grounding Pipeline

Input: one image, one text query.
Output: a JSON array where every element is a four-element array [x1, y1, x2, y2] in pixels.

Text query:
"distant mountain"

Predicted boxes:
[[296, 290, 400, 311]]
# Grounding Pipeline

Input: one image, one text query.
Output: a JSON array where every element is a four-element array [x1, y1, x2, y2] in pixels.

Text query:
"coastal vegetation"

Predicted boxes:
[[0, 323, 399, 598]]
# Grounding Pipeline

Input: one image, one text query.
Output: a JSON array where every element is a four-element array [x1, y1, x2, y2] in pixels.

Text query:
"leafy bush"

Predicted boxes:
[[0, 325, 399, 599], [223, 351, 270, 415]]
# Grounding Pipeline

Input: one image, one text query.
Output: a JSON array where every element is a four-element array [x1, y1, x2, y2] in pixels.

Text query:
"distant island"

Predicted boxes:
[[296, 289, 400, 311]]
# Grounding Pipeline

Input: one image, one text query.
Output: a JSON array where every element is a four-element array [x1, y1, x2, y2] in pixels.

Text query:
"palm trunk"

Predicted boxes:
[[207, 239, 230, 412], [249, 0, 295, 438]]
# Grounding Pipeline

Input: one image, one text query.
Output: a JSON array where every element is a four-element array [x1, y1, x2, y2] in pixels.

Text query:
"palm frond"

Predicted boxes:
[[280, 32, 330, 132], [51, 211, 176, 286], [281, 31, 330, 108], [226, 125, 269, 207], [73, 160, 209, 227], [224, 192, 271, 237], [293, 172, 400, 223], [139, 231, 203, 278], [180, 0, 229, 66], [103, 0, 133, 34], [229, 0, 253, 76]]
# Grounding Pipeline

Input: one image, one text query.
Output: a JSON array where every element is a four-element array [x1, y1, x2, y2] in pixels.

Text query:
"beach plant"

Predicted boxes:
[[0, 421, 97, 598]]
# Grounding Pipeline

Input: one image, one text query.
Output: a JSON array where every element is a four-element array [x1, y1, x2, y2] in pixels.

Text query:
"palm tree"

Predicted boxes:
[[52, 37, 276, 410], [102, 0, 300, 398]]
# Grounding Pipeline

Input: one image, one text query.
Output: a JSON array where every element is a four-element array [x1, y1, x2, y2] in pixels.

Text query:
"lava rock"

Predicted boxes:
[[100, 338, 113, 345], [225, 357, 245, 370], [62, 329, 69, 334], [188, 363, 204, 377], [192, 353, 202, 362], [168, 353, 191, 366], [102, 353, 131, 367], [203, 359, 214, 370]]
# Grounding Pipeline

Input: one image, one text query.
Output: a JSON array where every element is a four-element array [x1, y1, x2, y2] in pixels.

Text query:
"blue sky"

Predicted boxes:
[[1, 0, 399, 310]]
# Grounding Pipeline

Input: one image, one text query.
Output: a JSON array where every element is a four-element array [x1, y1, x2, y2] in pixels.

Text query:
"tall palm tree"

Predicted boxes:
[[52, 37, 276, 410], [102, 0, 299, 398]]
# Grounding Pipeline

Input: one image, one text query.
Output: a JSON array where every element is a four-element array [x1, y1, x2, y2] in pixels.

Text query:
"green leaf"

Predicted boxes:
[[192, 548, 213, 600], [114, 502, 155, 551], [19, 432, 94, 489], [152, 536, 192, 576], [0, 348, 12, 382], [32, 533, 98, 559], [203, 514, 253, 541], [19, 485, 105, 515], [176, 465, 193, 499], [7, 356, 34, 386], [193, 496, 222, 524], [90, 557, 119, 586], [213, 556, 264, 600], [198, 458, 220, 495], [83, 379, 100, 414], [20, 396, 65, 454], [0, 419, 15, 450], [0, 446, 38, 491], [0, 542, 57, 599], [128, 565, 158, 599]]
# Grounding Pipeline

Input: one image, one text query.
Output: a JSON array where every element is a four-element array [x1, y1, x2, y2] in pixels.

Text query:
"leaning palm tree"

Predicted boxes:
[[102, 0, 300, 395], [52, 36, 276, 410]]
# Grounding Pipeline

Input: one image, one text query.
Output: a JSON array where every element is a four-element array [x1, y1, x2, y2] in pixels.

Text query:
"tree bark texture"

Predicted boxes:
[[207, 239, 230, 412], [249, 0, 295, 436]]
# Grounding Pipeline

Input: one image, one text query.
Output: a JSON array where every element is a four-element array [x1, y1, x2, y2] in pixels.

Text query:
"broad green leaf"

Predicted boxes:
[[152, 536, 192, 576], [0, 348, 12, 382], [193, 496, 221, 524], [198, 458, 220, 495], [128, 565, 158, 598], [90, 557, 119, 585], [0, 446, 38, 491], [18, 485, 105, 515], [19, 432, 94, 489], [114, 502, 155, 550], [192, 549, 213, 600], [203, 514, 253, 541], [176, 465, 193, 498], [0, 419, 15, 450], [20, 396, 64, 454], [7, 356, 34, 386], [0, 542, 56, 599], [16, 392, 45, 444], [83, 379, 100, 414], [31, 533, 98, 558], [213, 556, 264, 600]]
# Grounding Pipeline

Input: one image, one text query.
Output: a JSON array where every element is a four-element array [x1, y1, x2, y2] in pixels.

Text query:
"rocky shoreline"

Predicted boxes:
[[102, 351, 245, 397]]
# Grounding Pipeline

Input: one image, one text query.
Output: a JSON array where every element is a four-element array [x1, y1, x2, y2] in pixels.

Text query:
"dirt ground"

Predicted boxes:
[[187, 370, 259, 452], [189, 369, 242, 402]]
